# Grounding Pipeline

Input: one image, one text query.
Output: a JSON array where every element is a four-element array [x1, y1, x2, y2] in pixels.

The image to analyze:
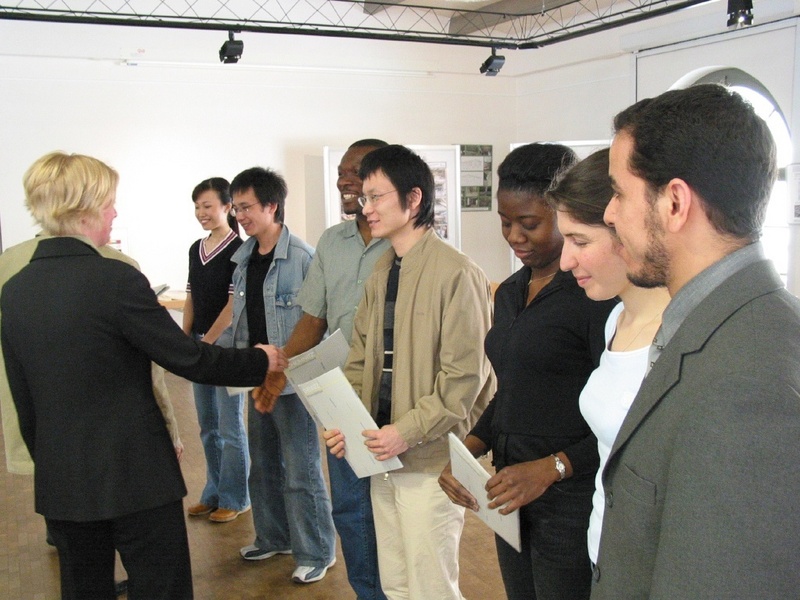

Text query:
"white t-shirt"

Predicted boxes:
[[579, 302, 650, 563]]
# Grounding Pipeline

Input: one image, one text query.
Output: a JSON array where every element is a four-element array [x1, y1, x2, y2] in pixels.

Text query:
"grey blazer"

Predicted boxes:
[[591, 259, 800, 599]]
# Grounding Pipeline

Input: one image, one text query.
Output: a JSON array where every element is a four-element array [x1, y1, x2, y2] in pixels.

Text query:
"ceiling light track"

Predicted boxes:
[[0, 0, 717, 50]]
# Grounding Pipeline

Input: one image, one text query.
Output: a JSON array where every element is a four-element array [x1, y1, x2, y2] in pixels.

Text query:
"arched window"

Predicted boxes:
[[675, 68, 792, 283]]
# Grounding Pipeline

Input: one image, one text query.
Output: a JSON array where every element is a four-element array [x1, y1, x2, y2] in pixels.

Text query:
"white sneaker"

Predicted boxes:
[[291, 558, 336, 583], [239, 545, 292, 561]]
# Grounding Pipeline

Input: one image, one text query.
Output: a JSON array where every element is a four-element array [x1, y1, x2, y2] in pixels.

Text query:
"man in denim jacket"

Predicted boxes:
[[217, 167, 336, 584]]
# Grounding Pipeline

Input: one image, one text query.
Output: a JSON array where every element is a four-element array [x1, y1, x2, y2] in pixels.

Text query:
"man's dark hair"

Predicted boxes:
[[498, 143, 578, 197], [358, 145, 435, 229], [349, 138, 389, 150], [230, 167, 287, 224], [614, 83, 776, 241]]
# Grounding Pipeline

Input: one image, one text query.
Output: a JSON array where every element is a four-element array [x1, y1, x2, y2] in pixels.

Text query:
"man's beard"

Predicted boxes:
[[627, 205, 669, 289]]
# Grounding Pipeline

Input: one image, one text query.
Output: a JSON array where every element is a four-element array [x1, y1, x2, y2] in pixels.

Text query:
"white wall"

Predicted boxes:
[[0, 20, 516, 287], [2, 1, 800, 292]]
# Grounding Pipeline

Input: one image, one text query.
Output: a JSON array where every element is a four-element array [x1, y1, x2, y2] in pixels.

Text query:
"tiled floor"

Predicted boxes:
[[1, 372, 505, 599]]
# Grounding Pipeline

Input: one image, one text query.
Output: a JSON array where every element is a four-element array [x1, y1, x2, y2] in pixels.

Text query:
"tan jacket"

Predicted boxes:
[[0, 235, 181, 474], [344, 229, 495, 473]]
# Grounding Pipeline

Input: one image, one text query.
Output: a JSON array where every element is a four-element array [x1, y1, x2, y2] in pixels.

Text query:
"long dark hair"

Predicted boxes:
[[545, 148, 612, 226], [192, 177, 238, 234]]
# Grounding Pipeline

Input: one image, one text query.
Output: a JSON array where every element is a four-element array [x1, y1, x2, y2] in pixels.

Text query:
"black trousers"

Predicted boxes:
[[493, 433, 593, 600], [46, 500, 193, 600]]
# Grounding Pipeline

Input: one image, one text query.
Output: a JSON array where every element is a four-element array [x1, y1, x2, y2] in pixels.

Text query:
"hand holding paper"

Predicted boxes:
[[448, 433, 521, 552], [323, 428, 346, 459], [439, 461, 479, 512], [297, 369, 403, 478], [486, 457, 561, 515], [363, 424, 409, 461]]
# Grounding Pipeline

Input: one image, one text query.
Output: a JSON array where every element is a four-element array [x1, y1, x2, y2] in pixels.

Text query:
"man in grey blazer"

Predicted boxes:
[[592, 84, 800, 598]]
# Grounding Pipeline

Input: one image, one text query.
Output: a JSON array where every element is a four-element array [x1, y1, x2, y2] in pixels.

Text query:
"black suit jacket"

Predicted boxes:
[[1, 237, 267, 522]]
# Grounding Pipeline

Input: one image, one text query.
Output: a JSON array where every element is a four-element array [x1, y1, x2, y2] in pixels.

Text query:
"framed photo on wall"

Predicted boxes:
[[460, 144, 493, 212], [323, 145, 461, 249]]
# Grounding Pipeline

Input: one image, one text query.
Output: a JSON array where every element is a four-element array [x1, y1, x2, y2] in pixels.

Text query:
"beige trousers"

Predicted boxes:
[[371, 471, 466, 600]]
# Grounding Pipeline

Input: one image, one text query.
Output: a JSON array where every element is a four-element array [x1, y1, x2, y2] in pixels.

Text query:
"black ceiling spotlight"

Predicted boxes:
[[219, 31, 244, 64], [480, 48, 505, 76], [727, 0, 753, 27]]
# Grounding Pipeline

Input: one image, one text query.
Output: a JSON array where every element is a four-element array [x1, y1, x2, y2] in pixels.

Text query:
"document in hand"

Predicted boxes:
[[286, 330, 403, 479], [448, 433, 521, 552]]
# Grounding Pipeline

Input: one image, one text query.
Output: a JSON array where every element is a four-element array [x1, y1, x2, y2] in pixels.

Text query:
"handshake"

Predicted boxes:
[[254, 344, 289, 414]]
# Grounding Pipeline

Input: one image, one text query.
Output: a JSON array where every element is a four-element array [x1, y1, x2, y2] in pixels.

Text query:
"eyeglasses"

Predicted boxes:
[[357, 189, 397, 208], [230, 202, 259, 217]]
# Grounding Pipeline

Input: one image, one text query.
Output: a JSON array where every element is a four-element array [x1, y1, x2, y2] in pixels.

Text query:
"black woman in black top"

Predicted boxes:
[[439, 144, 617, 600]]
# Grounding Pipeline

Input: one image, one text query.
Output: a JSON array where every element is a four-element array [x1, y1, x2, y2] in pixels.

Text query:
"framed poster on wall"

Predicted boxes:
[[460, 144, 493, 212], [323, 145, 461, 249]]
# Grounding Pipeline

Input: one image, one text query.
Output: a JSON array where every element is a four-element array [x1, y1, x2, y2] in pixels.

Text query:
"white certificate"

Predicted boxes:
[[285, 329, 352, 427], [296, 368, 403, 478], [287, 329, 351, 383], [227, 329, 352, 399], [448, 433, 521, 552]]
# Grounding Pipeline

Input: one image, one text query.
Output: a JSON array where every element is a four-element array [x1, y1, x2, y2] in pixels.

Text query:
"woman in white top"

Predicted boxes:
[[546, 149, 670, 564]]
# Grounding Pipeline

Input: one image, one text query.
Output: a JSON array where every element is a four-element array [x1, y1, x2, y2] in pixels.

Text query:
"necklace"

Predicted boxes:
[[528, 271, 557, 286], [619, 310, 661, 352]]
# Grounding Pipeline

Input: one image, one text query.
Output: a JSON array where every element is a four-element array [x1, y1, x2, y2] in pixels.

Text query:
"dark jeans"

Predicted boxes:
[[46, 500, 193, 600], [492, 433, 594, 600], [495, 483, 593, 600], [327, 452, 387, 600]]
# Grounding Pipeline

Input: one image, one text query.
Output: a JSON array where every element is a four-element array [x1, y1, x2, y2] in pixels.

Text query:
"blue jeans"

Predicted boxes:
[[248, 392, 336, 567], [327, 452, 387, 600], [192, 382, 250, 511]]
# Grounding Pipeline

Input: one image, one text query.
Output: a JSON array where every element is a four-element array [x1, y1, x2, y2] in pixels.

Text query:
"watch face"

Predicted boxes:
[[554, 455, 566, 480]]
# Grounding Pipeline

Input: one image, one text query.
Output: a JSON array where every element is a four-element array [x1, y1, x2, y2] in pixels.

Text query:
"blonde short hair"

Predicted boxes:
[[23, 152, 118, 236]]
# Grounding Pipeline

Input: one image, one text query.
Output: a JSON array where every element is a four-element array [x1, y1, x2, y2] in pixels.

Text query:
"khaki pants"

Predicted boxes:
[[371, 471, 466, 600]]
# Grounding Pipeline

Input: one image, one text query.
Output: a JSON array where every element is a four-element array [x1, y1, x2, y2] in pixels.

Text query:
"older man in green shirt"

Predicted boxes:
[[263, 139, 390, 600]]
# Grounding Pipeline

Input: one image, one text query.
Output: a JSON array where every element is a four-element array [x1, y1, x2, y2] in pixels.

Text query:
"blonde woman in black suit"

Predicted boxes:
[[0, 151, 286, 600]]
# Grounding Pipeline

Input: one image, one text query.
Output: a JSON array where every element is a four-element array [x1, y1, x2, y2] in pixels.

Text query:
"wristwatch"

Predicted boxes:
[[552, 454, 566, 481]]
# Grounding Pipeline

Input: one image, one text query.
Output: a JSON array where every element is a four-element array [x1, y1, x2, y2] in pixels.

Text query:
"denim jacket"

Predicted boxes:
[[217, 225, 313, 395]]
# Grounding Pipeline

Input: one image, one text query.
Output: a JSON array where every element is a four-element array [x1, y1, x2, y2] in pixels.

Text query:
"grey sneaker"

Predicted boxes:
[[239, 545, 292, 561], [292, 558, 336, 583]]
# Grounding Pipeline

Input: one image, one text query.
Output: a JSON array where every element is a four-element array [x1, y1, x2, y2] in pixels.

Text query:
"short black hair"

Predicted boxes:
[[614, 83, 776, 241], [349, 138, 389, 150], [229, 167, 287, 224], [498, 143, 578, 197], [358, 145, 435, 230]]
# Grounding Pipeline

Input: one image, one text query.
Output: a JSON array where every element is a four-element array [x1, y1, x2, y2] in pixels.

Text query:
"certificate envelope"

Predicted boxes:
[[296, 368, 403, 479], [448, 433, 521, 552], [287, 329, 351, 384], [285, 329, 351, 428], [227, 329, 352, 398]]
